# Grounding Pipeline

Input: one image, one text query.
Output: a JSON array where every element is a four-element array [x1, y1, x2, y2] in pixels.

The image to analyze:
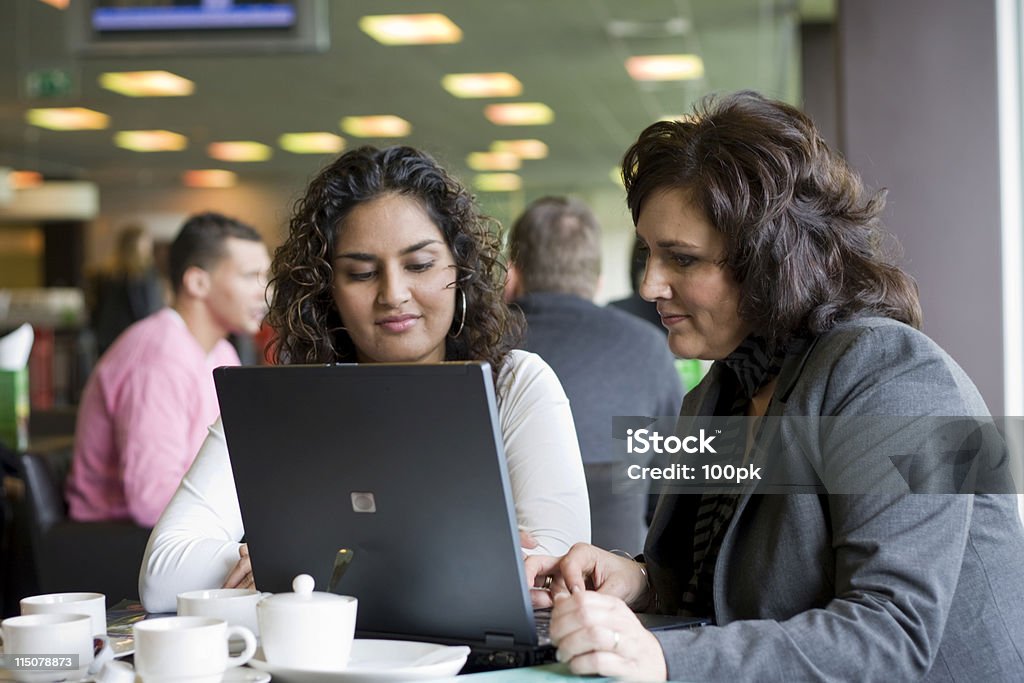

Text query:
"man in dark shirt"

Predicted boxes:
[[507, 197, 683, 554]]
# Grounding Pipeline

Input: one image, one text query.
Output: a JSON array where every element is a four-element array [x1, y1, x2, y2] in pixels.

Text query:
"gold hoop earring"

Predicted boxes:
[[450, 288, 466, 338]]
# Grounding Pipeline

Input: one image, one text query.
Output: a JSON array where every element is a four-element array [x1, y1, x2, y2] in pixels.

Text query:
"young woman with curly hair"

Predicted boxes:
[[139, 146, 591, 612]]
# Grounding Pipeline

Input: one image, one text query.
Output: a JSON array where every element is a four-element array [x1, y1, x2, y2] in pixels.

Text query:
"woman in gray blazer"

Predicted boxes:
[[526, 91, 1024, 681]]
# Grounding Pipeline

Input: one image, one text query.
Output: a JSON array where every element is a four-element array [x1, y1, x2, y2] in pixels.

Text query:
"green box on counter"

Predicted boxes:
[[0, 367, 29, 451]]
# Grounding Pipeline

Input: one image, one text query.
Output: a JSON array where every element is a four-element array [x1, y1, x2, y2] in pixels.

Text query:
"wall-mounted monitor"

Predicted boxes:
[[70, 0, 329, 56]]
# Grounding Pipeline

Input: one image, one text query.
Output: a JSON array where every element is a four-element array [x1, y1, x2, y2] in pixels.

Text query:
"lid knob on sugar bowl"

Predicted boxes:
[[293, 574, 314, 596], [257, 574, 359, 672]]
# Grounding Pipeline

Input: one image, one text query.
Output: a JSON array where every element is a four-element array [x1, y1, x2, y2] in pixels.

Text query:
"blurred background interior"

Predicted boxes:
[[0, 0, 1022, 609], [0, 0, 1019, 416]]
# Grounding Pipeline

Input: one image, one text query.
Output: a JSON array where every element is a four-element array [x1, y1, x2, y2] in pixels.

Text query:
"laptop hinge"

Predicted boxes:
[[484, 632, 516, 648]]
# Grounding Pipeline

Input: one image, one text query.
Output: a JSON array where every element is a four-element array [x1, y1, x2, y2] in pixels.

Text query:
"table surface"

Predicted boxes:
[[107, 603, 615, 681]]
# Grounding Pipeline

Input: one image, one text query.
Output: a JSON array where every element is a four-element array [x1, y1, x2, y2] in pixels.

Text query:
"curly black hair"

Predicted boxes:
[[266, 146, 523, 378]]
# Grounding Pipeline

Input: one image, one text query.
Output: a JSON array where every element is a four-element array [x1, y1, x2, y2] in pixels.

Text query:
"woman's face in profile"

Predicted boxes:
[[636, 187, 751, 360], [331, 193, 458, 364]]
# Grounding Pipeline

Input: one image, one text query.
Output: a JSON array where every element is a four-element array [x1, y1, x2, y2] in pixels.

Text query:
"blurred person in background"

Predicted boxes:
[[507, 196, 682, 556], [88, 224, 166, 356], [67, 212, 270, 528]]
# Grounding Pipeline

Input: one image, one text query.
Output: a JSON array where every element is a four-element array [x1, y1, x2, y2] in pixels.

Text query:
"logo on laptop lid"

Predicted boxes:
[[351, 492, 376, 513]]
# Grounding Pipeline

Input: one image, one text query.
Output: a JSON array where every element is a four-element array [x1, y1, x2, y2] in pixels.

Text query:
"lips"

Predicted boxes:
[[658, 311, 690, 327], [376, 314, 420, 333]]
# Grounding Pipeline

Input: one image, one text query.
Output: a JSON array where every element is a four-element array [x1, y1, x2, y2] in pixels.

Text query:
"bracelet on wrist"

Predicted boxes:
[[609, 549, 658, 611]]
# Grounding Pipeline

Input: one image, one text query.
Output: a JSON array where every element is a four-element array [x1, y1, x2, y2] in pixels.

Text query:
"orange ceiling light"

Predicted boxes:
[[207, 141, 272, 162], [466, 151, 521, 172], [183, 170, 237, 189], [625, 54, 704, 81], [442, 72, 522, 98], [359, 13, 462, 45], [26, 107, 109, 131], [491, 139, 548, 160], [484, 103, 554, 126], [340, 115, 411, 138], [99, 70, 194, 97], [37, 0, 69, 8], [474, 173, 522, 192], [10, 171, 43, 189], [114, 130, 188, 152], [278, 132, 345, 154]]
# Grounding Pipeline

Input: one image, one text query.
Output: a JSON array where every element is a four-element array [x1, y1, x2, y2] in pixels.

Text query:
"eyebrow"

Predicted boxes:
[[656, 239, 702, 250], [335, 239, 443, 262]]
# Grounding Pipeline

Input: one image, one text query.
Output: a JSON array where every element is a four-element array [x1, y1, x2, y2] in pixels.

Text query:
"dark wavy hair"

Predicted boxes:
[[622, 91, 922, 345], [267, 146, 523, 376]]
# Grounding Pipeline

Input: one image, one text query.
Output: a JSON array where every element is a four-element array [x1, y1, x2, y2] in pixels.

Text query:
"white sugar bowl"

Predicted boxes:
[[256, 574, 358, 671]]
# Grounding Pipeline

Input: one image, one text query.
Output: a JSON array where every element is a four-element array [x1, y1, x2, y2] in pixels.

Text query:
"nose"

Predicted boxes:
[[638, 256, 670, 302], [376, 266, 411, 307]]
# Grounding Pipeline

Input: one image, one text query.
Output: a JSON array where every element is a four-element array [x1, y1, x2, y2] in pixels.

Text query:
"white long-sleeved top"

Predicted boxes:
[[139, 350, 591, 612]]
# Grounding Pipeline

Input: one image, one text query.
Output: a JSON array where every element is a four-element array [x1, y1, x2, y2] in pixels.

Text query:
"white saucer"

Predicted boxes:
[[200, 668, 269, 683], [125, 667, 268, 683], [248, 640, 469, 683]]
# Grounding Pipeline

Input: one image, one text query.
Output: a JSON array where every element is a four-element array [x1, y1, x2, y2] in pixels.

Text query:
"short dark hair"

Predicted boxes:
[[168, 212, 262, 295], [267, 146, 523, 376], [623, 91, 922, 344], [509, 196, 601, 299]]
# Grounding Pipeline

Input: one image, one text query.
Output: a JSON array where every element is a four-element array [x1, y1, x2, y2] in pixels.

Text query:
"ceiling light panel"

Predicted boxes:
[[359, 13, 462, 45], [474, 173, 522, 192], [10, 171, 43, 189], [26, 107, 109, 131], [610, 167, 625, 187], [466, 152, 521, 172], [114, 130, 187, 152], [442, 73, 522, 98], [626, 54, 704, 81], [100, 70, 194, 97], [340, 115, 411, 138], [491, 139, 548, 160], [278, 132, 345, 154], [208, 141, 272, 162], [484, 103, 554, 126], [183, 170, 237, 188]]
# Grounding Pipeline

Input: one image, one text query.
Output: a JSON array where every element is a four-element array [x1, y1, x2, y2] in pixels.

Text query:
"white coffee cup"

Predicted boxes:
[[0, 613, 112, 682], [133, 616, 256, 683], [20, 592, 106, 637], [176, 588, 264, 636], [257, 574, 357, 671]]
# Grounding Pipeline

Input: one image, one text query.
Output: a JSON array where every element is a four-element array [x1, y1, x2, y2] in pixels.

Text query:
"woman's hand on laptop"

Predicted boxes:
[[523, 543, 649, 610], [549, 589, 667, 682], [222, 543, 256, 590]]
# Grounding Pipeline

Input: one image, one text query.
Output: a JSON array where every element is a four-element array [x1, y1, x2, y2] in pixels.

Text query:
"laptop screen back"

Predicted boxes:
[[214, 362, 539, 646]]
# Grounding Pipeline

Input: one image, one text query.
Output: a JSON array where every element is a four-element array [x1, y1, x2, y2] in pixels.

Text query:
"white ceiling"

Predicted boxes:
[[0, 0, 821, 196]]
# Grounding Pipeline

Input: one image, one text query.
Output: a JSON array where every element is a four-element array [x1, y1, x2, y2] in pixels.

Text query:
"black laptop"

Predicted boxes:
[[215, 362, 558, 667]]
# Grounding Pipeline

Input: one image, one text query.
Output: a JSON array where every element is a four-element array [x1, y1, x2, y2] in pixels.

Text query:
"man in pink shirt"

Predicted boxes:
[[66, 212, 270, 527]]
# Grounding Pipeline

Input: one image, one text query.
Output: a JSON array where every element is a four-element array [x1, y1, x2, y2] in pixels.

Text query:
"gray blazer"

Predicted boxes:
[[646, 317, 1024, 681]]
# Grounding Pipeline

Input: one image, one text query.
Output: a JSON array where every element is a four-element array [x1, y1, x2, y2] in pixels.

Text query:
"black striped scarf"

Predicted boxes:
[[677, 335, 785, 618]]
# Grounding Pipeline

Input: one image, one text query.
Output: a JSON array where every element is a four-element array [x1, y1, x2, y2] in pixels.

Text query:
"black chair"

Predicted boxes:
[[17, 450, 151, 606]]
